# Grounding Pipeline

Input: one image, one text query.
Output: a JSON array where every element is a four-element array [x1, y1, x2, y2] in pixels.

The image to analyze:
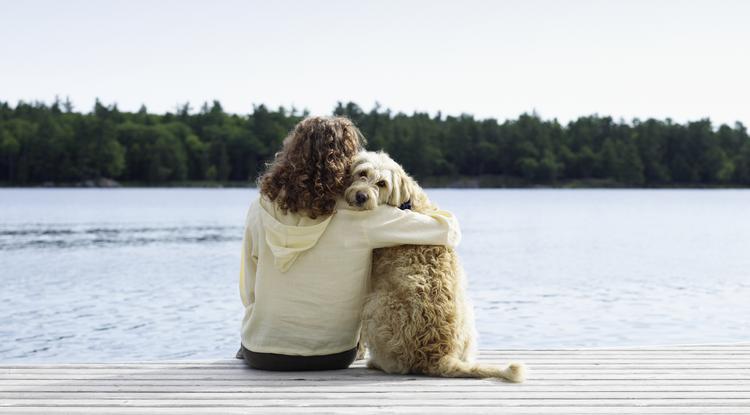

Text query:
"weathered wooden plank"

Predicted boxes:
[[4, 365, 749, 377], [479, 349, 750, 352], [4, 351, 748, 368], [3, 407, 750, 414], [4, 398, 750, 407], [3, 360, 749, 369], [3, 356, 749, 368], [3, 391, 750, 400], [3, 379, 749, 388], [2, 374, 748, 381], [1, 361, 748, 372], [2, 363, 749, 372], [2, 357, 746, 367], [0, 366, 741, 377], [479, 355, 748, 359], [3, 384, 750, 393], [482, 345, 750, 350], [2, 352, 749, 368], [7, 355, 750, 365], [3, 348, 746, 365]]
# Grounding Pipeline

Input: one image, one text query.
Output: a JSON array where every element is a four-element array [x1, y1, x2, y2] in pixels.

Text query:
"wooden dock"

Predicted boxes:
[[2, 344, 749, 414]]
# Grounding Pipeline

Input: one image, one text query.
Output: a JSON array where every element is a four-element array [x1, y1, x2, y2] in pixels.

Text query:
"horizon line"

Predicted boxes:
[[3, 97, 747, 129]]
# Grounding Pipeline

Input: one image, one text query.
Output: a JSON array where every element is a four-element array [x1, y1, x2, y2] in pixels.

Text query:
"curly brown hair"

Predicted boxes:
[[258, 116, 366, 218]]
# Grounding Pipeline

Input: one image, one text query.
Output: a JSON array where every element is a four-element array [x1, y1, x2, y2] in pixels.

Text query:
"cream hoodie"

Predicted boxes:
[[239, 196, 461, 356]]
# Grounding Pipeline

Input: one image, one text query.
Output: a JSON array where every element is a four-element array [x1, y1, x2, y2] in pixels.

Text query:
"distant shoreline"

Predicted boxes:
[[3, 101, 750, 189], [2, 177, 749, 189]]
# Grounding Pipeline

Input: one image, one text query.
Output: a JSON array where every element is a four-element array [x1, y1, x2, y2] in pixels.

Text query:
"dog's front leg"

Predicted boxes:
[[355, 325, 367, 360]]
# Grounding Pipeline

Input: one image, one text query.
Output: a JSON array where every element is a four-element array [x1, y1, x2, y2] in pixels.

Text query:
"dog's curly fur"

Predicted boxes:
[[346, 151, 525, 382]]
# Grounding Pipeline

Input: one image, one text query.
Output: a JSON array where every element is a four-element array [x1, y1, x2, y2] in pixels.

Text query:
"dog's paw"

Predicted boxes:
[[355, 343, 367, 361], [366, 359, 382, 371]]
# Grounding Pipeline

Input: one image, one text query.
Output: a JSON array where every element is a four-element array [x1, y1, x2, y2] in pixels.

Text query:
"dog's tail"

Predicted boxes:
[[433, 356, 526, 382]]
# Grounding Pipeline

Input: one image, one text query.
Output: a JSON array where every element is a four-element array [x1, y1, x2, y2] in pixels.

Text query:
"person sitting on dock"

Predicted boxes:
[[236, 116, 461, 371]]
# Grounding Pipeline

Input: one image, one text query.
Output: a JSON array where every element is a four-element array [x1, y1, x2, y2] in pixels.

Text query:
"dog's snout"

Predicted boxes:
[[355, 192, 368, 204]]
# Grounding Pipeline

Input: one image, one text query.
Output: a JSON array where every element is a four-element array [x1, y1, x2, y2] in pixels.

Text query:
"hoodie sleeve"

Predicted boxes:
[[364, 205, 461, 249], [239, 204, 259, 308]]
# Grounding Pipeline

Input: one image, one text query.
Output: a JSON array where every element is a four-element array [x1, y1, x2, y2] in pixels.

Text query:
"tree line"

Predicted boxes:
[[1, 99, 749, 186]]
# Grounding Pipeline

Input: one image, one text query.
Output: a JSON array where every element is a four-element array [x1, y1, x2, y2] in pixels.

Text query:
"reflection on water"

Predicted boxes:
[[0, 225, 240, 250], [0, 188, 749, 362]]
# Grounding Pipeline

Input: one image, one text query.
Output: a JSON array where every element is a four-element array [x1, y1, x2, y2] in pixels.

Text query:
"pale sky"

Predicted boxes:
[[1, 0, 749, 125]]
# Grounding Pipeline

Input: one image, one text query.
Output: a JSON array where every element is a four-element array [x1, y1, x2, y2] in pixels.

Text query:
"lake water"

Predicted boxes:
[[1, 189, 749, 362]]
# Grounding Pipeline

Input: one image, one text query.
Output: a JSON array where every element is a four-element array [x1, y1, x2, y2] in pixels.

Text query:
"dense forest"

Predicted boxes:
[[1, 99, 749, 187]]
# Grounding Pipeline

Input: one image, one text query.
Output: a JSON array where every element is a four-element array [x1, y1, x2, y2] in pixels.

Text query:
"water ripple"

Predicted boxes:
[[0, 224, 242, 250]]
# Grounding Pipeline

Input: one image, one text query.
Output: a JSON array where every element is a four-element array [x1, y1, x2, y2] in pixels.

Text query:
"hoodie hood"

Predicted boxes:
[[258, 198, 333, 272]]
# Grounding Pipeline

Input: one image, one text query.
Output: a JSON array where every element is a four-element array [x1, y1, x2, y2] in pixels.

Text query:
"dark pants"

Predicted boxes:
[[236, 344, 357, 371]]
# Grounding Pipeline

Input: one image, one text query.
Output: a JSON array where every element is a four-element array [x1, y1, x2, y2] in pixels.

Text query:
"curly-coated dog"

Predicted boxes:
[[345, 151, 525, 382]]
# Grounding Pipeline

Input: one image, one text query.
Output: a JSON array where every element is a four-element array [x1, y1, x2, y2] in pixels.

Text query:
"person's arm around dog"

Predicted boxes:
[[364, 205, 461, 249]]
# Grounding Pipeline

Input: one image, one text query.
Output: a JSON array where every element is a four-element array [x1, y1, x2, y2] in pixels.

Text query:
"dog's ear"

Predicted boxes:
[[388, 169, 415, 207], [388, 172, 403, 207]]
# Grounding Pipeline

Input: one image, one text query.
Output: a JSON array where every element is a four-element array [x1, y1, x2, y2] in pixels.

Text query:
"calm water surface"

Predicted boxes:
[[1, 189, 749, 362]]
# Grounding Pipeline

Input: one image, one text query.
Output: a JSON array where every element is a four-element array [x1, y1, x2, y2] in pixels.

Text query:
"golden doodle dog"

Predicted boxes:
[[345, 151, 525, 381]]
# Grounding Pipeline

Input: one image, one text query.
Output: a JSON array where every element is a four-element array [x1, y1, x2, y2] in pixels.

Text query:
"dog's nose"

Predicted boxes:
[[355, 192, 368, 204]]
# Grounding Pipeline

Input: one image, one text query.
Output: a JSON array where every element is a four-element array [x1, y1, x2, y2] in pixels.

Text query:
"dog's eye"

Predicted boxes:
[[377, 180, 386, 187], [358, 171, 368, 178]]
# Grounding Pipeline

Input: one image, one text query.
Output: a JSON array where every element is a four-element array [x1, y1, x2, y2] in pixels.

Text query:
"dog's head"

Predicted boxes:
[[344, 151, 427, 211]]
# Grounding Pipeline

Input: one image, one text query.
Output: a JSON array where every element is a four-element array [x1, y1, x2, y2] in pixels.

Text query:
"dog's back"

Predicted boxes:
[[364, 244, 472, 373], [364, 244, 525, 381]]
